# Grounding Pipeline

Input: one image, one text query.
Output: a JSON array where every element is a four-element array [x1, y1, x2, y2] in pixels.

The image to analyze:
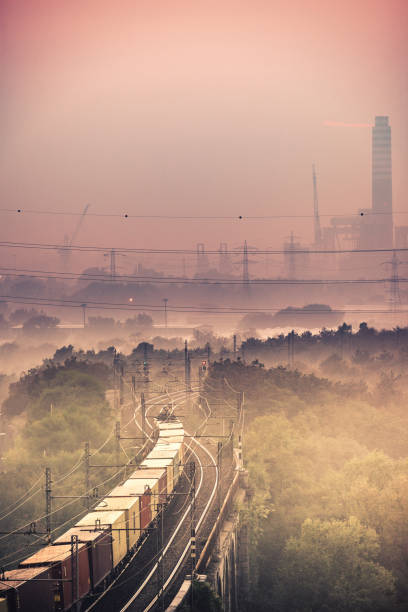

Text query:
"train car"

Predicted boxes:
[[52, 527, 113, 591], [127, 467, 168, 503], [108, 483, 154, 530], [156, 440, 185, 467], [19, 543, 90, 611], [146, 449, 181, 481], [112, 479, 160, 519], [140, 457, 175, 493], [0, 566, 54, 612], [157, 429, 184, 444], [94, 495, 140, 551], [158, 421, 182, 430], [75, 511, 127, 568]]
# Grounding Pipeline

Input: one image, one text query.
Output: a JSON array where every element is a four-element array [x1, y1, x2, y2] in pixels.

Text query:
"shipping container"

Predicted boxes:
[[156, 441, 185, 470], [75, 510, 127, 568], [53, 526, 112, 590], [128, 468, 167, 503], [20, 543, 90, 611], [158, 421, 182, 430], [107, 483, 153, 529], [141, 458, 175, 493], [111, 479, 159, 518], [156, 440, 184, 461], [0, 566, 54, 612], [158, 428, 184, 438], [94, 495, 140, 551], [147, 449, 180, 481]]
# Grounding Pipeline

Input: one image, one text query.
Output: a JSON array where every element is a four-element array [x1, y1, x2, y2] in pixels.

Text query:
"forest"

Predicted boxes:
[[0, 358, 122, 567], [205, 359, 408, 611]]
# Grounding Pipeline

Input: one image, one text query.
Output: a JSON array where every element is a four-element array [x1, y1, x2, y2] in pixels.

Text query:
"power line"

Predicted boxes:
[[0, 294, 406, 316], [0, 240, 408, 256], [1, 208, 405, 220], [1, 266, 408, 286]]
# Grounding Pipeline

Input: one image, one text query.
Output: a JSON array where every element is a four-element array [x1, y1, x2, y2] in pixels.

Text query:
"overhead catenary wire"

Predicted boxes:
[[0, 431, 116, 526], [0, 439, 140, 547]]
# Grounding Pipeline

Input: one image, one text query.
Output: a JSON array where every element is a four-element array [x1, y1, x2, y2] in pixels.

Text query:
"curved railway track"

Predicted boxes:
[[84, 387, 219, 612]]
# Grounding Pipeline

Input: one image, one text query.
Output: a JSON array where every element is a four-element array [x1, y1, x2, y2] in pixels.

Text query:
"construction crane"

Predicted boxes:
[[58, 204, 90, 269]]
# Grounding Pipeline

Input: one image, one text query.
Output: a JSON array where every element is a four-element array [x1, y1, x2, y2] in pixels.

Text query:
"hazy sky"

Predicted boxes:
[[1, 0, 407, 270]]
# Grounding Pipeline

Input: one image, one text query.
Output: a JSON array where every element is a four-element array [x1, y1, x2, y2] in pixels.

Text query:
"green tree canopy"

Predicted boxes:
[[276, 517, 395, 612]]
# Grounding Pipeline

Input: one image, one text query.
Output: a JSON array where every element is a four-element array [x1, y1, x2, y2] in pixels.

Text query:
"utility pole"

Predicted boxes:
[[237, 391, 243, 425], [312, 164, 322, 246], [115, 421, 121, 471], [233, 334, 237, 357], [110, 249, 116, 280], [229, 419, 235, 462], [45, 467, 52, 544], [243, 240, 250, 295], [143, 343, 150, 400], [119, 363, 125, 406], [385, 251, 401, 312], [189, 461, 196, 611], [185, 340, 191, 392], [162, 298, 168, 329], [131, 375, 136, 414], [113, 349, 120, 419], [84, 442, 90, 509], [288, 330, 295, 368], [206, 342, 211, 365], [141, 393, 147, 444], [70, 534, 80, 612], [81, 303, 87, 328]]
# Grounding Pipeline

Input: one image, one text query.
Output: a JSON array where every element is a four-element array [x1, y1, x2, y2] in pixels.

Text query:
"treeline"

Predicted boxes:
[[205, 362, 408, 611], [241, 323, 408, 371]]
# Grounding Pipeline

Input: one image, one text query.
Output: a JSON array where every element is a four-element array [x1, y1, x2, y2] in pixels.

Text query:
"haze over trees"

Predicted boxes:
[[206, 359, 408, 611]]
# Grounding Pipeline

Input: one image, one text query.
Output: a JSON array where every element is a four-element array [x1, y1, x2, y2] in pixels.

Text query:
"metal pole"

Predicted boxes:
[[233, 334, 237, 356], [184, 340, 191, 392], [81, 304, 87, 328], [190, 461, 196, 611], [119, 369, 124, 406], [115, 421, 121, 470], [71, 535, 79, 612], [45, 467, 52, 544], [84, 442, 90, 509], [141, 393, 146, 444], [237, 391, 243, 426], [163, 298, 168, 329]]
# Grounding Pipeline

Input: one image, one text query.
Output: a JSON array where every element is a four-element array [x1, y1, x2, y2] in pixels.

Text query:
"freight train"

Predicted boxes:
[[0, 418, 185, 612]]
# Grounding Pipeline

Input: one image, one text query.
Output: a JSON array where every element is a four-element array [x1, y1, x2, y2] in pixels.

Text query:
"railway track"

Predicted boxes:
[[84, 388, 219, 612]]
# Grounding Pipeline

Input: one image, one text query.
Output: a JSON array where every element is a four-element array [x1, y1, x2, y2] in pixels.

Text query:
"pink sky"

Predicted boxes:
[[1, 0, 407, 270]]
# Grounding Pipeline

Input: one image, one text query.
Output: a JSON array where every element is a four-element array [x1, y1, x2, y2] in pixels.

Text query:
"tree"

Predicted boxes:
[[276, 517, 395, 611], [23, 314, 60, 330]]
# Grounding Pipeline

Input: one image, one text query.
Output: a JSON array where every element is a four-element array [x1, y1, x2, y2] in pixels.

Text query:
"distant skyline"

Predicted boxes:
[[1, 0, 407, 269]]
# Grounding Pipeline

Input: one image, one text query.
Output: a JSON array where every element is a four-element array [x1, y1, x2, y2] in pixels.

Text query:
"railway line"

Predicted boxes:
[[83, 387, 219, 612], [0, 376, 234, 612]]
